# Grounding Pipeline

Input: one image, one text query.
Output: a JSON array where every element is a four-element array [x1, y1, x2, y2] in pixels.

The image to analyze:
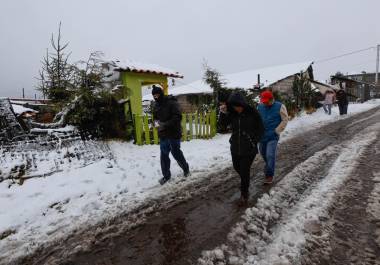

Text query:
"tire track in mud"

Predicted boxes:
[[300, 131, 380, 265], [15, 107, 380, 265]]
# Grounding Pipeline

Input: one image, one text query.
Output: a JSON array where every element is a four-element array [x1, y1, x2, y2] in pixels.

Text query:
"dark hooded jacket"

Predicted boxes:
[[219, 93, 264, 156], [336, 89, 348, 105], [153, 95, 182, 139]]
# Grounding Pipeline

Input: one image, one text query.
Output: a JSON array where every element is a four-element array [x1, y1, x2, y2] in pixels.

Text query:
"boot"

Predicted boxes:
[[263, 176, 273, 185], [238, 191, 249, 207]]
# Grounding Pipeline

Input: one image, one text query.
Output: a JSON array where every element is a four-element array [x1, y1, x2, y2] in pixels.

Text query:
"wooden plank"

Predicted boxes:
[[134, 114, 143, 145], [199, 113, 202, 138], [210, 109, 217, 137], [189, 113, 193, 140], [143, 115, 150, 144], [152, 114, 159, 144], [194, 113, 199, 138], [206, 112, 210, 138], [181, 113, 187, 141]]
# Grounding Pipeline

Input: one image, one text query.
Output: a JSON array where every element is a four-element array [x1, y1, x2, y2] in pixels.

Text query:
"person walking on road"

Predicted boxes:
[[219, 92, 264, 206], [257, 90, 288, 185], [152, 85, 190, 185], [336, 88, 349, 115], [323, 90, 336, 115]]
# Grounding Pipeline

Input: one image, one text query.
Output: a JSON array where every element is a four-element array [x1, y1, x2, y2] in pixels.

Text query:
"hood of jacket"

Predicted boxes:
[[228, 92, 248, 108]]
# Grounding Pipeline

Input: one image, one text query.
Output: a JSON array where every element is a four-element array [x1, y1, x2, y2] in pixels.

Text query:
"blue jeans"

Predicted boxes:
[[160, 138, 189, 179], [323, 104, 332, 115], [259, 140, 278, 177]]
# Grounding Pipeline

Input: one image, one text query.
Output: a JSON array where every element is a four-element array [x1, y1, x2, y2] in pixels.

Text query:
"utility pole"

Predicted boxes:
[[375, 44, 380, 98], [376, 44, 380, 84]]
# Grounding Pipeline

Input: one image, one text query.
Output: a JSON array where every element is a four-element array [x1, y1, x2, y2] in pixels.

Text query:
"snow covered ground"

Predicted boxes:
[[198, 121, 380, 265], [0, 100, 379, 263]]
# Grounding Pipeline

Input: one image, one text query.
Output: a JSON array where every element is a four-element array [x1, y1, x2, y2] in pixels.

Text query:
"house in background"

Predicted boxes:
[[143, 61, 315, 112], [330, 74, 376, 102]]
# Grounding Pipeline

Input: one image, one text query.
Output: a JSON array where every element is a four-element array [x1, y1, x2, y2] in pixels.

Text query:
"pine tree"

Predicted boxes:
[[36, 22, 76, 102], [202, 61, 227, 107]]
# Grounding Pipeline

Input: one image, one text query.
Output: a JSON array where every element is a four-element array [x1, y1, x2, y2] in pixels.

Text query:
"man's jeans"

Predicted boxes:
[[259, 140, 278, 177], [323, 104, 332, 115], [160, 138, 189, 179]]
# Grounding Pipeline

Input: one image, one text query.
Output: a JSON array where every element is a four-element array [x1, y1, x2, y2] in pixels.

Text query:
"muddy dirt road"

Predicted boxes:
[[301, 130, 380, 265], [18, 107, 380, 265]]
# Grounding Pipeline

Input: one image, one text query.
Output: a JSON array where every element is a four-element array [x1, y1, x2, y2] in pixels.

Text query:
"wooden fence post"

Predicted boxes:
[[181, 113, 187, 141], [143, 115, 150, 144], [194, 113, 199, 138], [189, 113, 193, 140], [210, 109, 217, 137], [199, 113, 203, 138], [134, 114, 143, 145], [152, 114, 159, 145], [206, 112, 210, 139]]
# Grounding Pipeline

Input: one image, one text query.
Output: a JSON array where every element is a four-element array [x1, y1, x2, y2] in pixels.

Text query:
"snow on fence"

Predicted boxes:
[[0, 134, 114, 185], [133, 110, 217, 145]]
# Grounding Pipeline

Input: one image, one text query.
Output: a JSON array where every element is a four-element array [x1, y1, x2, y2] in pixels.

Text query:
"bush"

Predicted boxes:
[[66, 90, 126, 139]]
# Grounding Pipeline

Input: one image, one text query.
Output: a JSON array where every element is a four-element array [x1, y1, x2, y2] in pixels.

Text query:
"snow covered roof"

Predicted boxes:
[[310, 80, 339, 94], [143, 61, 313, 100], [104, 59, 183, 78], [11, 104, 38, 115]]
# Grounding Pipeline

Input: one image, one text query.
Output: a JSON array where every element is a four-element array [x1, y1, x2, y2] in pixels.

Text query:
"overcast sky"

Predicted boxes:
[[0, 0, 379, 98]]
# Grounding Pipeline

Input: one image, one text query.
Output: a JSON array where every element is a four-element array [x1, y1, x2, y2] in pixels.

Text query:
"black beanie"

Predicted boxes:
[[152, 85, 163, 96]]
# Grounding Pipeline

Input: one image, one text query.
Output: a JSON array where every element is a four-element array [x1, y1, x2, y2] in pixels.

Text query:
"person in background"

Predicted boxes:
[[219, 92, 264, 206], [336, 88, 349, 115], [257, 90, 288, 185], [152, 85, 190, 185], [323, 90, 336, 115]]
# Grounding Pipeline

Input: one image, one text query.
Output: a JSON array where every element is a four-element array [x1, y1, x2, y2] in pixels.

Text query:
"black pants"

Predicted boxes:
[[338, 104, 348, 115], [231, 154, 256, 195]]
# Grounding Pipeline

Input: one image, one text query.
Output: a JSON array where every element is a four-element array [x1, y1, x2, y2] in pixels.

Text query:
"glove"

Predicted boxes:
[[219, 103, 228, 114]]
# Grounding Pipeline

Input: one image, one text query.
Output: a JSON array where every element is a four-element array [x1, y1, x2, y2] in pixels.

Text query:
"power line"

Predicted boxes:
[[314, 46, 375, 64]]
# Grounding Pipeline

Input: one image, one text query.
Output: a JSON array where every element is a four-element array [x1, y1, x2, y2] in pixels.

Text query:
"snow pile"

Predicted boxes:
[[198, 126, 378, 265], [366, 139, 380, 248], [11, 104, 37, 115], [30, 125, 76, 135]]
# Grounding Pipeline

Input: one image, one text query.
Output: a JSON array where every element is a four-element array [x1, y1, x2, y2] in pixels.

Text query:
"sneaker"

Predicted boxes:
[[263, 176, 273, 185], [159, 177, 171, 185]]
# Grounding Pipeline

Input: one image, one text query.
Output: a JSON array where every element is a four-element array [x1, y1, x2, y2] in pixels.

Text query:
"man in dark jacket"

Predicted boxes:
[[219, 92, 264, 206], [257, 90, 288, 185], [152, 85, 190, 185], [336, 88, 349, 115]]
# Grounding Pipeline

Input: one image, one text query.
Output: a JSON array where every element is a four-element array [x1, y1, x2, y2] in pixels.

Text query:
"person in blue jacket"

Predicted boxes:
[[257, 90, 288, 185]]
